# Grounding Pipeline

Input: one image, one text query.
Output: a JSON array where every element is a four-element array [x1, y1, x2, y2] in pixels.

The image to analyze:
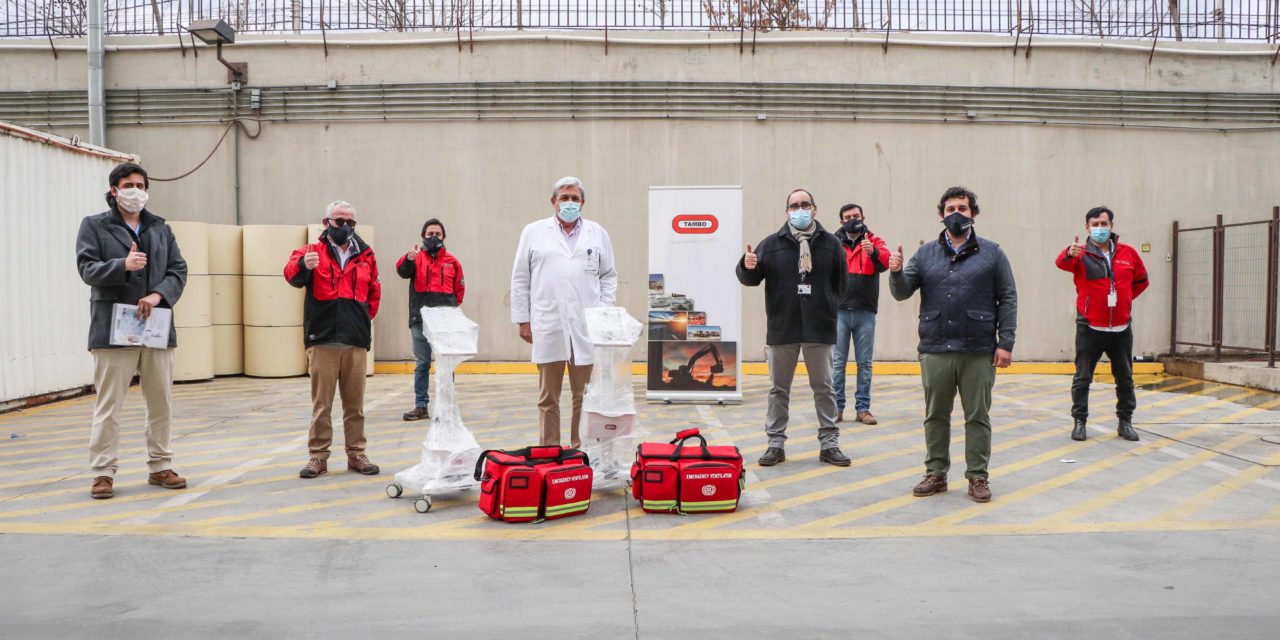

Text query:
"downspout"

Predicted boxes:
[[87, 0, 105, 146]]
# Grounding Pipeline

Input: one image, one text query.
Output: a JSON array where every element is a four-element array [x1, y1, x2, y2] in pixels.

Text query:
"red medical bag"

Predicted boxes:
[[473, 446, 593, 522], [630, 428, 745, 514]]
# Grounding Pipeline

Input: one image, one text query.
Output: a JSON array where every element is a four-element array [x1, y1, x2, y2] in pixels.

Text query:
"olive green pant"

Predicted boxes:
[[920, 352, 995, 480]]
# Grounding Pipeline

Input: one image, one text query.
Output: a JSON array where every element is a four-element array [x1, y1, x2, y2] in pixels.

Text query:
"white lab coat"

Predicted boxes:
[[510, 216, 618, 365]]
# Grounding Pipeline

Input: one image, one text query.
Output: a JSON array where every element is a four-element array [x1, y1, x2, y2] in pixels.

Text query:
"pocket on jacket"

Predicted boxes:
[[966, 309, 996, 334], [918, 309, 941, 341]]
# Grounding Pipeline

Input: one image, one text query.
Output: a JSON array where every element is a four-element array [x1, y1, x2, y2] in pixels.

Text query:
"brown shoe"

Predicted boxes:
[[968, 477, 992, 503], [299, 457, 328, 479], [402, 406, 430, 421], [91, 476, 113, 499], [836, 410, 844, 423], [912, 473, 948, 497], [148, 469, 187, 489], [348, 453, 380, 475], [856, 411, 878, 425]]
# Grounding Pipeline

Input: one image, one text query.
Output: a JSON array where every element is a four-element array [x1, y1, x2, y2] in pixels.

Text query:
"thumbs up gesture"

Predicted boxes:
[[124, 241, 148, 271], [744, 244, 758, 270], [888, 244, 905, 272], [303, 247, 320, 270], [1067, 235, 1085, 258]]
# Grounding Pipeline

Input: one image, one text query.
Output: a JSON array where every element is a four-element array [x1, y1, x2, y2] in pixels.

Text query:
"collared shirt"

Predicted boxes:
[[559, 218, 582, 252], [331, 241, 357, 269], [946, 229, 973, 254]]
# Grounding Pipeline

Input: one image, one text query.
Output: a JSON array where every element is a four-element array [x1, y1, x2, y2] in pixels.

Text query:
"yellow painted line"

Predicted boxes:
[[372, 361, 1166, 376], [76, 498, 242, 524], [187, 494, 387, 526], [1157, 449, 1280, 522], [1037, 432, 1260, 527]]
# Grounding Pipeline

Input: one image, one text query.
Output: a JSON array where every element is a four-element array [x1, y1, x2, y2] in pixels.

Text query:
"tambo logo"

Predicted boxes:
[[565, 488, 577, 500], [701, 485, 716, 496], [672, 214, 719, 234]]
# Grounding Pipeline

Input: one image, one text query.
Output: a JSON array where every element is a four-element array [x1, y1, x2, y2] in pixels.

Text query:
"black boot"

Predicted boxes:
[[1071, 418, 1087, 441], [1117, 418, 1139, 441]]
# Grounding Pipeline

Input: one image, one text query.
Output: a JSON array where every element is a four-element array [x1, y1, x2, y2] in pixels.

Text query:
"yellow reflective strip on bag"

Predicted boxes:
[[643, 500, 678, 510], [680, 500, 738, 511], [544, 499, 591, 514]]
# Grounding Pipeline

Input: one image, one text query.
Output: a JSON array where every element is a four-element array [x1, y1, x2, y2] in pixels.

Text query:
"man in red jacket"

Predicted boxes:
[[396, 218, 465, 421], [1055, 206, 1149, 442], [832, 203, 890, 425], [284, 200, 382, 478]]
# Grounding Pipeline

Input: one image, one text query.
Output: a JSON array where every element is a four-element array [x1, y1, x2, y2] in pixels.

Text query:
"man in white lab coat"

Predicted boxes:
[[511, 176, 619, 448]]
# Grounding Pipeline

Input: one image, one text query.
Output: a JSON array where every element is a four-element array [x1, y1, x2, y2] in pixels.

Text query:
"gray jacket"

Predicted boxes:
[[889, 230, 1017, 354], [76, 208, 188, 350]]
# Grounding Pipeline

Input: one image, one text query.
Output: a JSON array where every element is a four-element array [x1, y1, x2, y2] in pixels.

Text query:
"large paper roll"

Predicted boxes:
[[211, 274, 243, 326], [243, 275, 305, 327], [173, 274, 212, 328], [244, 326, 307, 377], [208, 224, 243, 275], [212, 324, 244, 375], [169, 221, 210, 276], [174, 325, 215, 382], [242, 225, 307, 276]]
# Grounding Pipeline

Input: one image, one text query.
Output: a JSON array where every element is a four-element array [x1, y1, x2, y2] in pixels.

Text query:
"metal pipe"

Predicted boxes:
[[1170, 219, 1179, 357], [1214, 213, 1225, 362], [1269, 206, 1280, 367], [231, 90, 240, 225], [87, 0, 105, 147]]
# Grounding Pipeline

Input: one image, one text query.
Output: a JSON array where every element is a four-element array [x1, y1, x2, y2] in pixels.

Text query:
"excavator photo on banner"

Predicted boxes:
[[647, 341, 738, 392]]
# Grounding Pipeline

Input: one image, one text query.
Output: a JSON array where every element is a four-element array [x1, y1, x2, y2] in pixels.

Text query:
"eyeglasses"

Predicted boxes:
[[325, 218, 357, 228], [786, 201, 814, 211]]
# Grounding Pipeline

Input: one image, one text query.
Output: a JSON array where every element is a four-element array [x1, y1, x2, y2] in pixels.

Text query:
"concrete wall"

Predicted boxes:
[[3, 32, 1278, 363]]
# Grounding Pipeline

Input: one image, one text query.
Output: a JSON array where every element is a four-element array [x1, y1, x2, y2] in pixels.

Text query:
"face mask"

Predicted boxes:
[[788, 209, 813, 229], [942, 212, 973, 236], [557, 201, 582, 224], [424, 236, 444, 256], [327, 224, 353, 246], [115, 187, 149, 214], [1089, 227, 1111, 244], [842, 219, 866, 236]]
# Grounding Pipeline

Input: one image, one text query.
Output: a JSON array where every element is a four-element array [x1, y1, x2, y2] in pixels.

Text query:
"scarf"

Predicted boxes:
[[789, 221, 816, 274]]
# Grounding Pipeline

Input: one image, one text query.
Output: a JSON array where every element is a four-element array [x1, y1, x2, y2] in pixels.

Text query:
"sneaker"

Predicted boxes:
[[757, 447, 785, 467], [91, 476, 113, 499], [299, 457, 328, 479], [148, 469, 187, 489], [348, 453, 380, 475], [819, 447, 852, 466], [856, 411, 878, 425], [402, 406, 430, 421], [1117, 418, 1139, 441], [912, 473, 948, 497], [968, 477, 992, 503]]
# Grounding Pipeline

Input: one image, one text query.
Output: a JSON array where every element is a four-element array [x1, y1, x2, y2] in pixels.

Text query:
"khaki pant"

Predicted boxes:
[[537, 359, 594, 448], [89, 347, 175, 478], [307, 345, 368, 460], [765, 343, 840, 450]]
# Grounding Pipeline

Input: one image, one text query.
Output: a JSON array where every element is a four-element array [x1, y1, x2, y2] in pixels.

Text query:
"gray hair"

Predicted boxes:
[[326, 200, 356, 217], [551, 176, 585, 200]]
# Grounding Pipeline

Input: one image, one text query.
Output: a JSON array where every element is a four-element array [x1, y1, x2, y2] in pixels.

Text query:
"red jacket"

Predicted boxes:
[[284, 234, 381, 349], [1055, 237, 1148, 328], [835, 229, 890, 313], [395, 247, 465, 326]]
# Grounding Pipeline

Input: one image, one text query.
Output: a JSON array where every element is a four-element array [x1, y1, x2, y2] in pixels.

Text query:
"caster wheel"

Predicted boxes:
[[386, 483, 403, 499], [414, 497, 432, 513]]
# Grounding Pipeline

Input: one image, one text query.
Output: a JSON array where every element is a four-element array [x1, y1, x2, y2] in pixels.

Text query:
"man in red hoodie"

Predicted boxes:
[[396, 218, 465, 421], [1055, 206, 1149, 442]]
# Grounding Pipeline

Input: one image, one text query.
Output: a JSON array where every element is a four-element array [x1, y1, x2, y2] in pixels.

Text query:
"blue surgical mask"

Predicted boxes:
[[1089, 227, 1111, 244], [557, 201, 582, 224], [788, 209, 813, 229]]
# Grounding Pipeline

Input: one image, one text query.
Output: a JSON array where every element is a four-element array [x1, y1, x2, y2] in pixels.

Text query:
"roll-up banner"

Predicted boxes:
[[646, 186, 743, 403]]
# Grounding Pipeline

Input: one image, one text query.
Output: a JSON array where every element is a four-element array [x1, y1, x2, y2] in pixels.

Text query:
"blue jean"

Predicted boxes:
[[411, 323, 432, 407], [832, 309, 876, 413]]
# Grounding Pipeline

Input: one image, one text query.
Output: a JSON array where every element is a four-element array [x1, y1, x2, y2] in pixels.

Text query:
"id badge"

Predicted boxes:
[[1107, 291, 1117, 308], [797, 283, 812, 296], [584, 249, 600, 274]]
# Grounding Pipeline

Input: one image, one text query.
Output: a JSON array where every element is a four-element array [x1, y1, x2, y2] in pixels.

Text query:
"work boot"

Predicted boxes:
[[1071, 418, 1088, 441], [836, 410, 844, 423], [299, 457, 328, 479], [148, 469, 187, 490], [91, 476, 113, 500], [819, 447, 852, 467], [856, 411, 878, 425], [402, 406, 430, 421], [348, 453, 380, 475], [912, 473, 948, 497], [1118, 418, 1139, 441], [968, 477, 992, 503], [757, 447, 785, 467]]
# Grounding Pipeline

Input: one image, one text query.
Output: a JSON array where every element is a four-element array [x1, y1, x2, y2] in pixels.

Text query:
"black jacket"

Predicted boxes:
[[736, 221, 847, 346], [76, 208, 188, 350]]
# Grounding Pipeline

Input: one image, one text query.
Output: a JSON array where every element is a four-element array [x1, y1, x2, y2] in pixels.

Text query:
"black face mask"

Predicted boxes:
[[942, 212, 973, 237], [423, 236, 444, 256], [842, 219, 866, 236], [327, 224, 353, 246]]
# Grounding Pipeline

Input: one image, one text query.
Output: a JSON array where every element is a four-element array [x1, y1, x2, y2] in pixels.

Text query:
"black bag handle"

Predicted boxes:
[[669, 433, 712, 461], [473, 449, 497, 481], [472, 446, 591, 481]]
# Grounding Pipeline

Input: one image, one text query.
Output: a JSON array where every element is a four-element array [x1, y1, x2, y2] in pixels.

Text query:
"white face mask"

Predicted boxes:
[[115, 187, 149, 213]]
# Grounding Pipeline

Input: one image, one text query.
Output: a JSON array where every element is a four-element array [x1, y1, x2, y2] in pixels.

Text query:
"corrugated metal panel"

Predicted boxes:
[[0, 124, 133, 404]]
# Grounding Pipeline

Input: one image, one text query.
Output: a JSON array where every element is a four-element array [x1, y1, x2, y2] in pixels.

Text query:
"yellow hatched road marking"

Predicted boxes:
[[1156, 449, 1280, 522], [78, 499, 242, 524]]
